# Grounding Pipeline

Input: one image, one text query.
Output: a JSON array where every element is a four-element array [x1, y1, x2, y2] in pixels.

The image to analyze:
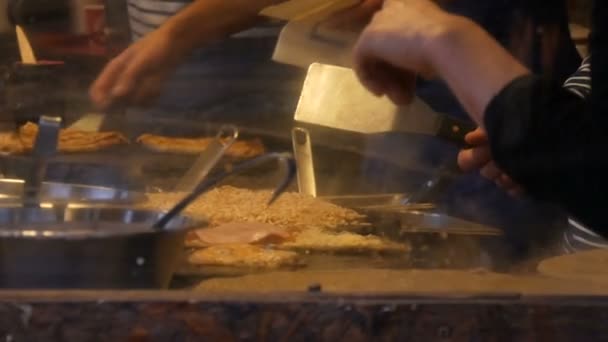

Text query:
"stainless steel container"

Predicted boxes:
[[0, 205, 203, 289], [0, 178, 146, 204]]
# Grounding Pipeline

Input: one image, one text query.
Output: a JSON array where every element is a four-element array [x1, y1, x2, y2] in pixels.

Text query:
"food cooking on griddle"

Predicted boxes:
[[136, 133, 266, 158], [188, 244, 303, 268], [141, 186, 408, 269], [185, 222, 291, 248], [142, 186, 366, 230], [280, 228, 409, 254], [0, 122, 128, 154]]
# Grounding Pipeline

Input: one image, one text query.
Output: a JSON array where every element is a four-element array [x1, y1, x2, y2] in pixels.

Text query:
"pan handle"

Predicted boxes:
[[154, 152, 297, 230], [436, 115, 477, 146]]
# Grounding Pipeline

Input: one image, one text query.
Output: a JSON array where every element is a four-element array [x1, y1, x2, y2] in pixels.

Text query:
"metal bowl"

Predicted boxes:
[[0, 178, 146, 204], [0, 205, 204, 289]]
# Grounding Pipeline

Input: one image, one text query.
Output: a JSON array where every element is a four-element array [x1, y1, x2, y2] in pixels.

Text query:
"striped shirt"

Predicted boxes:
[[560, 55, 607, 253], [126, 0, 281, 42], [124, 0, 284, 112], [563, 55, 592, 99]]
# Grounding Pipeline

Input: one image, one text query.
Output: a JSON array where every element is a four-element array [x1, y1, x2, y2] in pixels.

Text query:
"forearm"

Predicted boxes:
[[158, 0, 283, 56], [427, 16, 530, 125]]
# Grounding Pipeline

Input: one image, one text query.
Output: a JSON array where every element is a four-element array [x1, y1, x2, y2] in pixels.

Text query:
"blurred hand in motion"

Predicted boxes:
[[89, 27, 186, 110], [352, 0, 451, 105], [458, 128, 525, 197]]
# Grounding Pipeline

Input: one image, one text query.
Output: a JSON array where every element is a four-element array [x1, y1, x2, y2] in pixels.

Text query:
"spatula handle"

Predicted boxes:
[[437, 115, 477, 146]]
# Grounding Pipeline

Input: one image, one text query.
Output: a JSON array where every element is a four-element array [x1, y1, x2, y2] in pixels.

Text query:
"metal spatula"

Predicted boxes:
[[23, 115, 61, 207], [294, 63, 475, 143]]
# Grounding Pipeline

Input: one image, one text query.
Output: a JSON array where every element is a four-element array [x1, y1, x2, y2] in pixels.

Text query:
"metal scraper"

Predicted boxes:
[[273, 19, 356, 68], [68, 101, 126, 132], [294, 63, 475, 144], [174, 126, 239, 192], [68, 113, 104, 131]]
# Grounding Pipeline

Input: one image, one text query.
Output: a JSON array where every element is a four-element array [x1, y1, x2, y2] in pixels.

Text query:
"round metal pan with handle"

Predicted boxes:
[[0, 152, 296, 289], [0, 205, 202, 289]]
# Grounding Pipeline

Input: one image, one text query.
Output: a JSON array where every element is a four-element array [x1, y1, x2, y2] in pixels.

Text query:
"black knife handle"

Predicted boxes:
[[437, 115, 477, 147]]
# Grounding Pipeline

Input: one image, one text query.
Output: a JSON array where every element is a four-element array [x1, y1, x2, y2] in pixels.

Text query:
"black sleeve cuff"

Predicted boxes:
[[483, 74, 608, 233]]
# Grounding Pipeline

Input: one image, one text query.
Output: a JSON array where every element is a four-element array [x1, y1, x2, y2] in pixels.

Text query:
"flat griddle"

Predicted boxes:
[[174, 209, 507, 286]]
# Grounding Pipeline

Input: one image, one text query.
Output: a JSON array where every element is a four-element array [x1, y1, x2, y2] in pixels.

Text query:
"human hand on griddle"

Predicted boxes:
[[458, 128, 525, 197], [89, 25, 185, 110], [352, 0, 449, 105]]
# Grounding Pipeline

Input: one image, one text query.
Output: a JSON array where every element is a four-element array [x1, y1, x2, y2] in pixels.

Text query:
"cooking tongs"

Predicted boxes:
[[174, 125, 239, 192], [155, 152, 297, 229], [23, 116, 61, 206]]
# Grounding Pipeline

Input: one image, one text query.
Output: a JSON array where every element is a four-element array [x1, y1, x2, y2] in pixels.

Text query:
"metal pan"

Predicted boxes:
[[0, 205, 203, 289], [0, 178, 147, 204]]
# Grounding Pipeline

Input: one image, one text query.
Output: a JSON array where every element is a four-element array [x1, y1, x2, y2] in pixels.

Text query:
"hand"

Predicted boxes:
[[89, 27, 186, 110], [353, 0, 452, 104], [458, 128, 525, 197]]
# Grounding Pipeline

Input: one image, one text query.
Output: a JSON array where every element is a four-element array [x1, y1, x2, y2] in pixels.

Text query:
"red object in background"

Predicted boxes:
[[84, 4, 106, 46]]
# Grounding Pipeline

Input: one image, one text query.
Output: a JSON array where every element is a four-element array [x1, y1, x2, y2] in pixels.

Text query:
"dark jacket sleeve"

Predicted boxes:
[[483, 1, 608, 234]]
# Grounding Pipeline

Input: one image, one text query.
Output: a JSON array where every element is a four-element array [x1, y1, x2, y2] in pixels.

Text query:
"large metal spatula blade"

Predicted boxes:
[[294, 63, 474, 143]]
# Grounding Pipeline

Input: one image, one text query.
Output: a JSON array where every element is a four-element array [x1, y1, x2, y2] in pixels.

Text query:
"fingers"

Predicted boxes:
[[89, 49, 133, 109], [480, 161, 502, 181], [354, 35, 417, 104], [496, 174, 525, 197], [130, 74, 163, 106], [464, 127, 488, 145], [457, 145, 491, 172], [458, 128, 525, 197]]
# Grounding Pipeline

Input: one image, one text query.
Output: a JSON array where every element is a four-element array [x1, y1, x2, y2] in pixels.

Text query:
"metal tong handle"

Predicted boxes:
[[292, 127, 317, 197], [23, 115, 61, 206], [154, 152, 297, 230], [402, 128, 474, 205], [402, 160, 458, 205], [174, 125, 239, 192]]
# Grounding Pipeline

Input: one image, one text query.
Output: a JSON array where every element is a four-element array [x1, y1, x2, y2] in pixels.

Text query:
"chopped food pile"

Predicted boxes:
[[142, 186, 366, 230], [140, 186, 408, 269]]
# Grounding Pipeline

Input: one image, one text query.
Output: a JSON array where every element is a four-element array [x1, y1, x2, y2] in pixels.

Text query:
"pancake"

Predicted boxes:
[[17, 122, 128, 153], [281, 228, 409, 254], [136, 134, 265, 158], [185, 222, 290, 248], [537, 249, 608, 283], [188, 244, 303, 268]]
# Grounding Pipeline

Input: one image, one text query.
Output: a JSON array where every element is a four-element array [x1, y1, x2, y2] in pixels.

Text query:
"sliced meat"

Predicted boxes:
[[187, 222, 290, 247], [188, 244, 302, 268]]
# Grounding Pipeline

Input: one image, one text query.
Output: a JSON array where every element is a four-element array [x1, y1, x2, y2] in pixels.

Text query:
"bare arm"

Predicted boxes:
[[427, 16, 530, 126], [90, 0, 283, 108], [353, 0, 529, 126], [160, 0, 284, 56]]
